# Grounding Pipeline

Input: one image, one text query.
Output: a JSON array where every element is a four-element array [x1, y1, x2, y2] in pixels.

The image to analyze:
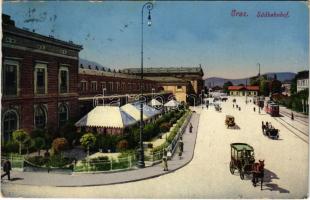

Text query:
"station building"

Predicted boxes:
[[228, 86, 259, 96], [121, 66, 204, 103], [1, 14, 171, 141], [2, 14, 83, 140]]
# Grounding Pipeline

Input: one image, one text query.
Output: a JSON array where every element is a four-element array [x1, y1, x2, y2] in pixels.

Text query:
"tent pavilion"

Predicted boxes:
[[164, 99, 180, 108], [131, 101, 162, 119], [121, 103, 150, 121], [149, 98, 163, 107], [75, 106, 137, 135]]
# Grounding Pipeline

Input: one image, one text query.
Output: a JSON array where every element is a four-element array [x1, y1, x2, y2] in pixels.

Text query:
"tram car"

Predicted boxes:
[[265, 101, 279, 117]]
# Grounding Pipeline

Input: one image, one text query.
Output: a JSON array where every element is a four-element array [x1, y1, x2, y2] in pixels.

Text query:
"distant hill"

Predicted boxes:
[[204, 72, 296, 87]]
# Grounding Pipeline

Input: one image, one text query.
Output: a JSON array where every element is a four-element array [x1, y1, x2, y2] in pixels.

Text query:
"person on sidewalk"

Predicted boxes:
[[189, 123, 193, 133], [291, 112, 294, 120], [178, 137, 184, 160], [254, 107, 256, 112], [162, 154, 168, 171], [1, 159, 12, 181]]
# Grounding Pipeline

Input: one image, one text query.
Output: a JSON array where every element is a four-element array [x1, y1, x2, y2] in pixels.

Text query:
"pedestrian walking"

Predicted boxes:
[[239, 107, 241, 111], [233, 104, 234, 108], [253, 107, 256, 112], [291, 112, 294, 120], [189, 123, 193, 133], [178, 138, 184, 159], [162, 154, 168, 171], [1, 159, 12, 180]]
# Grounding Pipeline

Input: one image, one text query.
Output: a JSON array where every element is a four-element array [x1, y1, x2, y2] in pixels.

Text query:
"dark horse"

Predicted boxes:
[[252, 160, 264, 190]]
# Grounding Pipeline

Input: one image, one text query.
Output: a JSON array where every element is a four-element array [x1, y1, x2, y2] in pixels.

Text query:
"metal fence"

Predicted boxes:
[[147, 112, 192, 163], [74, 155, 136, 172], [1, 154, 24, 169]]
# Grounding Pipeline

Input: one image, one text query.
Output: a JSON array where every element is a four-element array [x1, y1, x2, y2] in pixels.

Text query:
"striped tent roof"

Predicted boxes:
[[75, 106, 136, 128]]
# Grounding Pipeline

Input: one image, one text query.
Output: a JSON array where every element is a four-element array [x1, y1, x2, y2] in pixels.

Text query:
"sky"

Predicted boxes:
[[2, 1, 309, 79]]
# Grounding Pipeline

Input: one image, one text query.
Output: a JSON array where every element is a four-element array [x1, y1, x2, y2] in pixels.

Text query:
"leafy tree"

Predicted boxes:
[[12, 129, 29, 155], [80, 133, 97, 156], [223, 81, 233, 94], [24, 135, 32, 155], [270, 79, 282, 94], [290, 77, 297, 95], [260, 80, 270, 96], [60, 121, 78, 146], [52, 138, 68, 155], [33, 137, 46, 156]]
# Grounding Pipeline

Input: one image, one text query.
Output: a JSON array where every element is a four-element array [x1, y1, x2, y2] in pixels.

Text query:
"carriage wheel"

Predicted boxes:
[[240, 169, 245, 180], [229, 161, 234, 174]]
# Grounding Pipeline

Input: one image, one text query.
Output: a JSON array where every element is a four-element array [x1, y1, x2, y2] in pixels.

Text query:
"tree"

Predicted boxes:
[[52, 138, 68, 155], [260, 80, 270, 96], [80, 133, 96, 156], [12, 129, 29, 155], [250, 76, 260, 86], [33, 137, 46, 156], [270, 80, 282, 94], [223, 81, 233, 94], [24, 135, 32, 155], [290, 77, 297, 95]]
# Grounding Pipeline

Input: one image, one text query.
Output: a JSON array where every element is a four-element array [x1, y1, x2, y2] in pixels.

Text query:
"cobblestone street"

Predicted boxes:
[[2, 97, 308, 198]]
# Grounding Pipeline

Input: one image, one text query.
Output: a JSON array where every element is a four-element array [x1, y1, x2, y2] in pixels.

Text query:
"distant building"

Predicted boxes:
[[281, 80, 291, 96], [122, 67, 204, 103], [228, 86, 259, 96], [296, 70, 309, 93]]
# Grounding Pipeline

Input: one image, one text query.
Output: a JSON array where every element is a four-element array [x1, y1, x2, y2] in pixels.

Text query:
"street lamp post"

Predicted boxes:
[[257, 63, 261, 114], [201, 89, 205, 108], [137, 2, 153, 169]]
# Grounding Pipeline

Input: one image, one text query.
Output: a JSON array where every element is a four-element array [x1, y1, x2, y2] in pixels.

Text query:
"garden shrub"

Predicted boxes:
[[116, 139, 129, 151], [25, 155, 47, 166], [52, 138, 68, 154], [160, 122, 171, 133], [2, 141, 19, 153]]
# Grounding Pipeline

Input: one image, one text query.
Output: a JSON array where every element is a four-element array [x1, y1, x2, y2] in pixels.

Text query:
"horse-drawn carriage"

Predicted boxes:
[[214, 103, 222, 112], [225, 115, 235, 128], [262, 122, 279, 139], [229, 143, 255, 180], [229, 143, 265, 189]]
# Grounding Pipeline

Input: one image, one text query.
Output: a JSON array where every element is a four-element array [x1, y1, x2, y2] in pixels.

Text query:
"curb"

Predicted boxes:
[[5, 113, 200, 188]]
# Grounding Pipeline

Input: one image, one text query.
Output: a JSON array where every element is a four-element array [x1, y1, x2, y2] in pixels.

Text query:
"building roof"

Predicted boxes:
[[3, 14, 83, 51], [122, 67, 204, 76], [75, 106, 136, 128], [228, 86, 259, 91], [296, 70, 309, 80]]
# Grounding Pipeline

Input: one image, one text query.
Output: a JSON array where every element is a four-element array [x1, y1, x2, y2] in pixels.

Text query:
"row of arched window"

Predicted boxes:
[[2, 104, 69, 141]]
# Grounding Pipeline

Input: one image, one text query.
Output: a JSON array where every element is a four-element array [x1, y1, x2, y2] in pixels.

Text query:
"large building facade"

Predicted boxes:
[[1, 14, 83, 140], [1, 14, 173, 140], [122, 67, 204, 103]]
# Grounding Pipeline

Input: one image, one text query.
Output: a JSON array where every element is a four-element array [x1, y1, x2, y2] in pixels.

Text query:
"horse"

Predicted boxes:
[[252, 160, 265, 190]]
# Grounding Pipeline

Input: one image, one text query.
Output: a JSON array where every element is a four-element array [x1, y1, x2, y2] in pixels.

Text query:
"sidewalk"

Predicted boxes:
[[2, 112, 200, 187]]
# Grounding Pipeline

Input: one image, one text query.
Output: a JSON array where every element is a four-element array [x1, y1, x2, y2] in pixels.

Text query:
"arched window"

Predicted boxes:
[[2, 110, 19, 141], [58, 104, 68, 127], [34, 106, 46, 129]]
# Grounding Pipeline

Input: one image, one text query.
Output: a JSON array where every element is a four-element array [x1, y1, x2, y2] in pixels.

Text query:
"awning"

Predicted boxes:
[[75, 106, 137, 128], [131, 102, 161, 118], [164, 99, 180, 107], [149, 99, 163, 107], [121, 103, 149, 121]]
